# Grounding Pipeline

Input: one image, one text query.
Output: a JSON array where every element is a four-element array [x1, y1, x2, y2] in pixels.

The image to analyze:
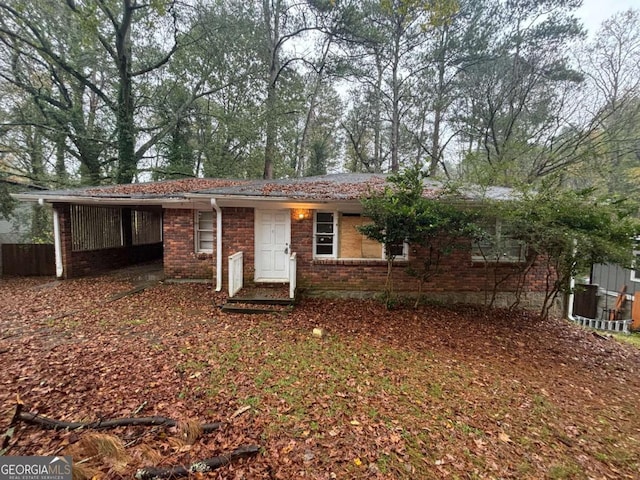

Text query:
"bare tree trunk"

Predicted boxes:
[[115, 0, 136, 184], [295, 39, 332, 177], [264, 79, 277, 179], [54, 132, 67, 185], [429, 54, 446, 176], [373, 53, 383, 172], [384, 257, 394, 307], [428, 28, 448, 176], [262, 0, 282, 180], [390, 32, 401, 173], [510, 259, 536, 311]]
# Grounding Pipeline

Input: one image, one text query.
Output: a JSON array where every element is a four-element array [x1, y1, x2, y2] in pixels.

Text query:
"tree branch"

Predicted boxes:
[[15, 409, 223, 433], [134, 446, 260, 480], [0, 4, 116, 110]]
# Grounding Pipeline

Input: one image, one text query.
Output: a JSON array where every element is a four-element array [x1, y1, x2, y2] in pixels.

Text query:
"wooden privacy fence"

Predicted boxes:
[[1, 243, 55, 276]]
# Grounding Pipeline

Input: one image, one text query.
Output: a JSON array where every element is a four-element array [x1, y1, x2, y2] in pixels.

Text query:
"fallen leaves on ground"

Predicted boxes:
[[1, 274, 639, 479]]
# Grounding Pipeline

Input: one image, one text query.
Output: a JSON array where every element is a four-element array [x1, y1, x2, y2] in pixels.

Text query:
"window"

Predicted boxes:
[[630, 251, 640, 282], [472, 219, 526, 263], [314, 212, 337, 257], [313, 212, 408, 260], [196, 210, 214, 253], [384, 241, 408, 260]]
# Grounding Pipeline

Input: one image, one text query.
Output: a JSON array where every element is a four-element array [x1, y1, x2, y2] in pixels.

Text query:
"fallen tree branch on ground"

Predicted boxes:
[[9, 402, 260, 478], [14, 407, 223, 433], [134, 445, 261, 480]]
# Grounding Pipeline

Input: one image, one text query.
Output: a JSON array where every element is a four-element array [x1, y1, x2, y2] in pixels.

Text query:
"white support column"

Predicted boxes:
[[52, 206, 63, 278], [289, 252, 297, 299], [211, 198, 222, 292]]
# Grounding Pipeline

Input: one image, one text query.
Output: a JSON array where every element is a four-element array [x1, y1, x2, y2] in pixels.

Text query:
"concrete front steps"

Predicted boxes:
[[220, 285, 294, 314]]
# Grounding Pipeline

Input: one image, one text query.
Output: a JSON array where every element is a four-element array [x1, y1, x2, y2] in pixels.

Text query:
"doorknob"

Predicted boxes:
[[284, 243, 289, 254]]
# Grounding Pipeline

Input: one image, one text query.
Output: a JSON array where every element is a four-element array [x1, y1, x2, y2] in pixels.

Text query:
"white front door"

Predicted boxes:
[[255, 209, 290, 282]]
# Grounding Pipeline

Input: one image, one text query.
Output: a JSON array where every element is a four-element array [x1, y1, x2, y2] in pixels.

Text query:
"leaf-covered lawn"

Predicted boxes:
[[1, 276, 639, 479]]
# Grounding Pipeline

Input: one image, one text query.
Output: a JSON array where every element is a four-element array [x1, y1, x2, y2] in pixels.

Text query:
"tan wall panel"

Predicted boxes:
[[339, 215, 382, 259], [339, 215, 363, 258], [361, 235, 382, 258]]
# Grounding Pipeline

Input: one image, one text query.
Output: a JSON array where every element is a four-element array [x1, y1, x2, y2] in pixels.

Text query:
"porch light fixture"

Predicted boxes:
[[294, 209, 310, 220]]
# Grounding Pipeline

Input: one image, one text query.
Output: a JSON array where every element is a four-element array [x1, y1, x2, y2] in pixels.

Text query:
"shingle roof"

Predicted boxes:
[[14, 173, 515, 202], [21, 174, 401, 201], [193, 174, 401, 199], [65, 178, 248, 198]]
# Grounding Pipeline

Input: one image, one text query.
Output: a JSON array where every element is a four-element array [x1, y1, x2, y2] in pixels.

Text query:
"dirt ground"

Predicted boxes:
[[1, 274, 639, 479]]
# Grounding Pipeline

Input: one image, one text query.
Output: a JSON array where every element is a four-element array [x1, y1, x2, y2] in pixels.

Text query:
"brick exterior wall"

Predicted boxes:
[[163, 209, 214, 279], [290, 209, 550, 295], [54, 203, 162, 279], [221, 207, 255, 283], [56, 202, 551, 304], [162, 207, 255, 282], [160, 207, 552, 296]]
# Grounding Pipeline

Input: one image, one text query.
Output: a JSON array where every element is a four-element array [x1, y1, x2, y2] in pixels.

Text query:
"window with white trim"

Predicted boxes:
[[630, 251, 640, 282], [314, 212, 337, 257], [195, 210, 214, 253], [313, 212, 408, 260], [472, 219, 526, 263]]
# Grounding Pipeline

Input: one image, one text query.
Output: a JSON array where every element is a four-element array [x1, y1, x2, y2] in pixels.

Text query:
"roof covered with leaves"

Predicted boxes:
[[14, 173, 514, 203], [194, 174, 393, 200]]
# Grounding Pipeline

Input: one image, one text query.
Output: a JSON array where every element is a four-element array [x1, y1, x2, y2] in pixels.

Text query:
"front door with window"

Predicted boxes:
[[255, 209, 290, 282]]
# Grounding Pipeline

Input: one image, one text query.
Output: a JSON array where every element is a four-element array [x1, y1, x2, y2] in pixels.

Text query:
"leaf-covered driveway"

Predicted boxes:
[[1, 276, 639, 479]]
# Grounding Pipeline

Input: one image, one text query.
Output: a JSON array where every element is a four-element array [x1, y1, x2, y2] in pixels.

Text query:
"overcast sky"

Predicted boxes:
[[578, 0, 637, 36]]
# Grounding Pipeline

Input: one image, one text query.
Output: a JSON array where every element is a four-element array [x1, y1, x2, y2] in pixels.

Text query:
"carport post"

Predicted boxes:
[[211, 198, 222, 292], [48, 200, 63, 278]]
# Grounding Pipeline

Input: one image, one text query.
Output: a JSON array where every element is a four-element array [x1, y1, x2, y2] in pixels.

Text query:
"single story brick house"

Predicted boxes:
[[14, 173, 551, 306]]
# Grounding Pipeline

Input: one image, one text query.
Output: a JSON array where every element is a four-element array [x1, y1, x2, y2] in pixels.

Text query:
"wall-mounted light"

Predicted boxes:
[[294, 208, 310, 220]]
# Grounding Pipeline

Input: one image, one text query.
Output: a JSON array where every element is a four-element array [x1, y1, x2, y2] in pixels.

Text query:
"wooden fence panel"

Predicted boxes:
[[1, 244, 55, 276]]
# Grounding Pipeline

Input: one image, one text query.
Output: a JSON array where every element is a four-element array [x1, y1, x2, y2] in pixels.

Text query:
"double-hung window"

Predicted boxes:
[[314, 212, 337, 257], [472, 219, 526, 263], [195, 210, 214, 253], [630, 251, 640, 282]]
